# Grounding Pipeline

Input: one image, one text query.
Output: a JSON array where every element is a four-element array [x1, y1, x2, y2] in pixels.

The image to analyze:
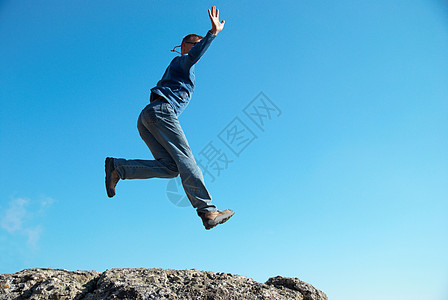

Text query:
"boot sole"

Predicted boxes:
[[105, 157, 115, 198], [205, 210, 235, 230]]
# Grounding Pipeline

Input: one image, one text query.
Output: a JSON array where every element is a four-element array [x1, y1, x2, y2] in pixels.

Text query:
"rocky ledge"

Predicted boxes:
[[0, 268, 327, 299]]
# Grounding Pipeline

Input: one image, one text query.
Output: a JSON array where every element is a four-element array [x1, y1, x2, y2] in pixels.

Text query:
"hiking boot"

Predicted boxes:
[[105, 157, 120, 198], [198, 209, 235, 230]]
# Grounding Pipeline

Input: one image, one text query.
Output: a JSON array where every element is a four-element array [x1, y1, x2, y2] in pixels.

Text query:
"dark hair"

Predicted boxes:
[[182, 34, 203, 44]]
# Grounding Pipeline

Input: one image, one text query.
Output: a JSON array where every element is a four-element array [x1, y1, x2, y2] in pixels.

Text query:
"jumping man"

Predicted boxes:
[[105, 6, 234, 230]]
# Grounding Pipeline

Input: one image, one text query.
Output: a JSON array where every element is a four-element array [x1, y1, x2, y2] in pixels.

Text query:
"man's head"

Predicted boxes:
[[181, 34, 203, 55]]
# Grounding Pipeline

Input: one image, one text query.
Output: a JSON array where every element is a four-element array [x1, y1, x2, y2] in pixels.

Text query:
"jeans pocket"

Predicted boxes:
[[141, 101, 175, 125], [160, 103, 176, 120], [141, 105, 159, 124]]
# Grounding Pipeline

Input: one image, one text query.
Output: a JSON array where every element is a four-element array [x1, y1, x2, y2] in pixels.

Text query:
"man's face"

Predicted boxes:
[[181, 37, 202, 55]]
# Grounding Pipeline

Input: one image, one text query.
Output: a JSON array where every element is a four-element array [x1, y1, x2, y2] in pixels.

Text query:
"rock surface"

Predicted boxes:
[[0, 268, 327, 300]]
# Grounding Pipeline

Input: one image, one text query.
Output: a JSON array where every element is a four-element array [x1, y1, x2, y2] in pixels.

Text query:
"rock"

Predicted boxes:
[[266, 276, 328, 300], [0, 268, 100, 300], [0, 268, 327, 300]]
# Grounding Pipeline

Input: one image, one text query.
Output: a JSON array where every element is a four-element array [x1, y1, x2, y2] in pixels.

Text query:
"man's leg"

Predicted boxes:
[[113, 112, 179, 180], [139, 101, 217, 214]]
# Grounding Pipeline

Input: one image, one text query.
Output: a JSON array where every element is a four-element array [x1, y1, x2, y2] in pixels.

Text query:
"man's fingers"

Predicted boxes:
[[209, 6, 223, 26], [208, 6, 222, 18]]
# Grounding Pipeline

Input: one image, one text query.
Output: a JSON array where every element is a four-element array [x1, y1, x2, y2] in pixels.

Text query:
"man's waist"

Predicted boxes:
[[150, 92, 166, 103]]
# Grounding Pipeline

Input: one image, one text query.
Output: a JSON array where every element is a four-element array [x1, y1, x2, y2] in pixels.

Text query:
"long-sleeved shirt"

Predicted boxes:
[[150, 30, 217, 116]]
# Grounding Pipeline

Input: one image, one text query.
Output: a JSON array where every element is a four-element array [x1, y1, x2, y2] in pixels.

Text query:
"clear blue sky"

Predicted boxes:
[[1, 1, 447, 299]]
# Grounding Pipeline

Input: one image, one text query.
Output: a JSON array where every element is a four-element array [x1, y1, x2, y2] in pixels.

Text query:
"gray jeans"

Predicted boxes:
[[114, 99, 217, 213]]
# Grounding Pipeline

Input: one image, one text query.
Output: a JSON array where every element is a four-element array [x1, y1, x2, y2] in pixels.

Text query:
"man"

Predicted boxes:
[[105, 6, 234, 230]]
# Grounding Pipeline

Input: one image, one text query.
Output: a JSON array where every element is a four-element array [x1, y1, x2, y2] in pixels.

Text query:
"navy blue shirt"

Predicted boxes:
[[150, 31, 217, 116]]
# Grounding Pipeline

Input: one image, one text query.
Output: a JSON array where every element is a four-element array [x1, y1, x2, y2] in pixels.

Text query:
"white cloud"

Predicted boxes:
[[1, 196, 54, 249], [41, 196, 55, 207], [38, 196, 55, 215], [25, 226, 42, 249], [1, 198, 28, 233]]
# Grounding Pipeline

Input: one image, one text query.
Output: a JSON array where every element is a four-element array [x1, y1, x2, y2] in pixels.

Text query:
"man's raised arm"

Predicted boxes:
[[186, 6, 225, 66]]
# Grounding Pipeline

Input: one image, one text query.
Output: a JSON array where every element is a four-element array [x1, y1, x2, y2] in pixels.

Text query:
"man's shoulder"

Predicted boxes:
[[169, 55, 193, 71]]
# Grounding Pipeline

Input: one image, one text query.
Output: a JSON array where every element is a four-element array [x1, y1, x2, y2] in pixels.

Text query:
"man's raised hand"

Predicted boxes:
[[208, 6, 225, 35]]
